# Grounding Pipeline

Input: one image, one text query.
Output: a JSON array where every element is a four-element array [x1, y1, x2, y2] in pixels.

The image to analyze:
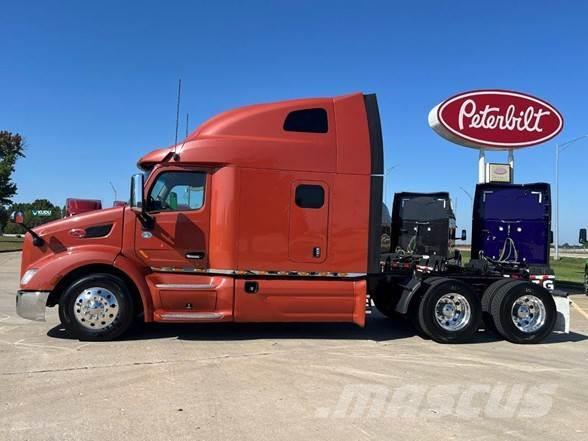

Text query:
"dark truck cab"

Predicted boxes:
[[389, 192, 457, 257], [471, 182, 555, 289], [380, 192, 462, 274]]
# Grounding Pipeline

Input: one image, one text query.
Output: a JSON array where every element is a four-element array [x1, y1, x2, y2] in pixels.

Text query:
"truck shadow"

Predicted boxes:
[[46, 311, 588, 344]]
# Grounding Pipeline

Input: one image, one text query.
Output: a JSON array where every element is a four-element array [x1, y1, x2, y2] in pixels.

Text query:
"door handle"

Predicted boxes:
[[185, 252, 205, 260], [244, 281, 259, 294]]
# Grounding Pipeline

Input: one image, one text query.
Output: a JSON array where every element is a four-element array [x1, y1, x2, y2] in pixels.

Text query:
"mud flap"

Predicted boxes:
[[552, 289, 570, 333]]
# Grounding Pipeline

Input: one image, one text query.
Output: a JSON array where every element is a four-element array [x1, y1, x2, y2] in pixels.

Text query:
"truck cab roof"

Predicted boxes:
[[138, 93, 382, 177]]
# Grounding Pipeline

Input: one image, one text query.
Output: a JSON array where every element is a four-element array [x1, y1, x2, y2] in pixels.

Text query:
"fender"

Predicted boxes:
[[21, 246, 154, 323], [113, 254, 154, 322], [21, 245, 120, 292], [394, 278, 423, 314]]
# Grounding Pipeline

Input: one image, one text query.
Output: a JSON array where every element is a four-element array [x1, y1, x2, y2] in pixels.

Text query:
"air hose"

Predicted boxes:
[[497, 231, 519, 263]]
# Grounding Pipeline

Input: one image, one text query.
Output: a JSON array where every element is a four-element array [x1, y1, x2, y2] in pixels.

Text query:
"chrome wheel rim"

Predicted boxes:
[[434, 293, 471, 331], [74, 287, 119, 330], [511, 295, 546, 333]]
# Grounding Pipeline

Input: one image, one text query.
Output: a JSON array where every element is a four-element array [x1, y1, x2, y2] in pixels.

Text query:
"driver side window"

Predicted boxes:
[[147, 171, 206, 212]]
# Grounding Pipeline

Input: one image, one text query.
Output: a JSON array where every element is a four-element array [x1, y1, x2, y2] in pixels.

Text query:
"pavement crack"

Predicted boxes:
[[1, 351, 274, 376]]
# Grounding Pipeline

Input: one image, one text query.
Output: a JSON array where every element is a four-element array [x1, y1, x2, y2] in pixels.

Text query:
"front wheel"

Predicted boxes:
[[417, 278, 481, 343], [58, 273, 135, 341]]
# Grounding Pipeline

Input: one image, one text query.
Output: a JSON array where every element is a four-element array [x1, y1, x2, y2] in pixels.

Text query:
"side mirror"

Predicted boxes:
[[130, 173, 154, 228], [130, 174, 145, 212], [580, 228, 587, 244], [9, 211, 44, 246], [9, 211, 24, 225], [550, 230, 554, 244], [460, 229, 467, 241]]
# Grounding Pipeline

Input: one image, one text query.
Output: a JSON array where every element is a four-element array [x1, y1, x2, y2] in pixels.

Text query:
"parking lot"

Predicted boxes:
[[1, 251, 588, 441]]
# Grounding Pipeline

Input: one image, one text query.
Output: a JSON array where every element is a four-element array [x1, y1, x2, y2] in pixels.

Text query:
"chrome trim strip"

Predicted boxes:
[[16, 291, 50, 321], [150, 267, 366, 278], [155, 283, 216, 290], [159, 312, 224, 321]]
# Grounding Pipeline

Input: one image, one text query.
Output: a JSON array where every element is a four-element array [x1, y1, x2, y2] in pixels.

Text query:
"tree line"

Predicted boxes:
[[1, 200, 64, 234], [0, 131, 63, 234]]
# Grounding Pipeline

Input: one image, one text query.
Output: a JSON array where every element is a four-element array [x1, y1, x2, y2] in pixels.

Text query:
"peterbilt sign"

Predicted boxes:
[[428, 90, 563, 150]]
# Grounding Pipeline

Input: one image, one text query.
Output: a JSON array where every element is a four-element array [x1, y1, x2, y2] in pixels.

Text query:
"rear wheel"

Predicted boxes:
[[407, 277, 444, 335], [417, 278, 481, 343], [59, 273, 135, 341], [490, 281, 556, 344], [481, 278, 514, 331]]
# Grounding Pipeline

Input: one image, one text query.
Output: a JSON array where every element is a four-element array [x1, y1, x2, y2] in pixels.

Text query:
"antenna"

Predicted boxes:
[[174, 79, 182, 146], [109, 181, 117, 202], [185, 113, 189, 138]]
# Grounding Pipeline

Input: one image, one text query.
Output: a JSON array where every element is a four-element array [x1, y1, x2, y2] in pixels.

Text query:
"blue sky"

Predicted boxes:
[[1, 0, 587, 243]]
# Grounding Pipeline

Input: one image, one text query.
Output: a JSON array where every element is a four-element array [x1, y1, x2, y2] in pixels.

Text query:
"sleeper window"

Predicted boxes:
[[295, 185, 324, 209], [147, 172, 206, 212], [283, 108, 328, 133]]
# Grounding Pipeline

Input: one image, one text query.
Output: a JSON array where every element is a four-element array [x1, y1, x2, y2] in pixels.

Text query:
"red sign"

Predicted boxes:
[[428, 90, 563, 150]]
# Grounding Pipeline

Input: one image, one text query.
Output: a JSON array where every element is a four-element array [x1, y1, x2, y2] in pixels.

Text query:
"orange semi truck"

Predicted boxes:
[[13, 93, 565, 343]]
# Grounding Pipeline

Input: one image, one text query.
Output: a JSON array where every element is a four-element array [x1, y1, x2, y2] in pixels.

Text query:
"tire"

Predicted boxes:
[[490, 281, 556, 344], [372, 285, 403, 319], [417, 278, 481, 343], [405, 277, 445, 335], [422, 276, 444, 286], [58, 273, 135, 341], [481, 278, 515, 331]]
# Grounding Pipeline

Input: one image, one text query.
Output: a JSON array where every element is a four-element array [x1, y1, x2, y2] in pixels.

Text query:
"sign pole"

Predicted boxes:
[[478, 148, 486, 183], [508, 149, 514, 183], [555, 143, 560, 260]]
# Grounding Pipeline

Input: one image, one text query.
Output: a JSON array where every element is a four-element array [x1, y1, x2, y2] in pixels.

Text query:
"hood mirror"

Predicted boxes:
[[9, 211, 44, 247], [10, 211, 24, 225]]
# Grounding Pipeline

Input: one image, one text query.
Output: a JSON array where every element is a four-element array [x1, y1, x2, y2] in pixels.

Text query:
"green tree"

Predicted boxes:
[[0, 205, 7, 232], [0, 131, 25, 205]]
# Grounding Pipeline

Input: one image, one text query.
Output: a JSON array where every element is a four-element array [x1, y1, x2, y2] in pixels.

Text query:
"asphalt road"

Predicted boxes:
[[2, 251, 588, 441]]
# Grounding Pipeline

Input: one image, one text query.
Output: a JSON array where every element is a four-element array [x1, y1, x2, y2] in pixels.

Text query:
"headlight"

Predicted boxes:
[[21, 269, 38, 286]]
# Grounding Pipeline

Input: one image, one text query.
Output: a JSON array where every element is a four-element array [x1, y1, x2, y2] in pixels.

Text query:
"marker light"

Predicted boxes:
[[21, 268, 38, 286]]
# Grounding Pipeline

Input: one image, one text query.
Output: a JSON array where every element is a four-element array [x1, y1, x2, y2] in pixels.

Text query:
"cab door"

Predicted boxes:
[[289, 181, 329, 263], [135, 169, 210, 271]]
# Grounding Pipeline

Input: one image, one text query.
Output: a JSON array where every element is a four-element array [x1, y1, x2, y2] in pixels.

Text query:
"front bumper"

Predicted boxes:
[[16, 291, 50, 321]]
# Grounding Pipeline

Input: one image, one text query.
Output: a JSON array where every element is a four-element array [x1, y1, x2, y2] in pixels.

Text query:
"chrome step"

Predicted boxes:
[[159, 312, 224, 321]]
